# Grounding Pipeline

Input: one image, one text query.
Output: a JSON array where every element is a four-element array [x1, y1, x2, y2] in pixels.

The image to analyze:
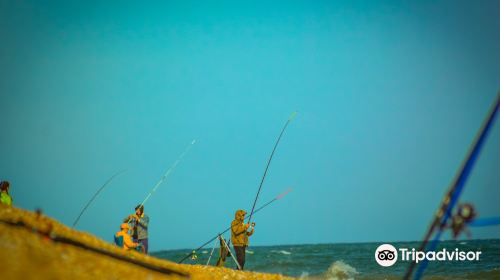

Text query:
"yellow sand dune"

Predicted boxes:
[[0, 205, 293, 280]]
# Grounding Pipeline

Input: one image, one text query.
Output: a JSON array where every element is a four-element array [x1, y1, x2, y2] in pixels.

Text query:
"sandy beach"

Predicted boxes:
[[0, 205, 293, 280]]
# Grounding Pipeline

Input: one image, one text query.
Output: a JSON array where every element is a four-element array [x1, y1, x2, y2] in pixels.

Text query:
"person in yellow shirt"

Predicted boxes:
[[0, 181, 13, 206], [230, 209, 255, 270], [114, 223, 140, 251]]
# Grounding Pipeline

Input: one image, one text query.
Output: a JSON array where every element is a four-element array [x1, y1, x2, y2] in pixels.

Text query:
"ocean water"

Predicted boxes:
[[152, 239, 500, 279]]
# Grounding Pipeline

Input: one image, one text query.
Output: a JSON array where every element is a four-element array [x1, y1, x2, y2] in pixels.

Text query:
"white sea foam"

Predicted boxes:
[[246, 250, 254, 254], [299, 272, 309, 278], [323, 260, 358, 280], [271, 250, 292, 255]]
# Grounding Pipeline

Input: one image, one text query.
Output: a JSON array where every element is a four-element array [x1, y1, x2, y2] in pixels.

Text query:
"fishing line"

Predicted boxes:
[[140, 139, 196, 206], [248, 112, 297, 224], [72, 170, 127, 228]]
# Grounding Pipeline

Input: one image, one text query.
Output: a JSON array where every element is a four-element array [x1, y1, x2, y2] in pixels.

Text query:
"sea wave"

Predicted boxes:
[[153, 240, 500, 278], [271, 250, 292, 255], [324, 261, 359, 280], [300, 261, 358, 280]]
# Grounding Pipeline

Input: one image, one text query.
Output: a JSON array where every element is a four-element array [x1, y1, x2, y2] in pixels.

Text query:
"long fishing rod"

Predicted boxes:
[[248, 112, 297, 224], [404, 93, 499, 280], [140, 139, 196, 207], [178, 188, 293, 263], [72, 170, 127, 228]]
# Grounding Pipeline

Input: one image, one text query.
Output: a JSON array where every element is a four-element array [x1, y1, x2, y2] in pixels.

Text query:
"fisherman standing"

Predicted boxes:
[[231, 209, 255, 270], [124, 205, 149, 254], [0, 181, 13, 206]]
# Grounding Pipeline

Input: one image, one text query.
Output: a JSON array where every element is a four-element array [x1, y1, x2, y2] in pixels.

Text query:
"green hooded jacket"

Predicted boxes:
[[231, 210, 254, 246]]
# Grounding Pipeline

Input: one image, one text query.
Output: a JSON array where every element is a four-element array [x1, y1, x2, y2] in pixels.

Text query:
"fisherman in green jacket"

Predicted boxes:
[[231, 209, 255, 270], [0, 181, 12, 206]]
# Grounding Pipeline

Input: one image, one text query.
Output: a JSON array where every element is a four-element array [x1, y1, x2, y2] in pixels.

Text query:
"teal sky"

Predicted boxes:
[[1, 1, 499, 251]]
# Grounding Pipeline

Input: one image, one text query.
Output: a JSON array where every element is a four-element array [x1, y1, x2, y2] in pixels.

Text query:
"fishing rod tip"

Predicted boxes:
[[288, 111, 298, 121], [276, 188, 293, 199]]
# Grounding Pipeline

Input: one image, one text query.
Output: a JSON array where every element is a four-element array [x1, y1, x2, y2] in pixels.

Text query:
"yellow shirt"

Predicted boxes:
[[115, 231, 137, 250], [0, 191, 12, 206]]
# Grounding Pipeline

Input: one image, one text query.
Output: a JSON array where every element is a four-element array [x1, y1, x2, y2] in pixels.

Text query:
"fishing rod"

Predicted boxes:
[[469, 216, 500, 227], [178, 188, 293, 263], [72, 170, 127, 228], [404, 93, 499, 280], [140, 139, 196, 207], [248, 112, 297, 224]]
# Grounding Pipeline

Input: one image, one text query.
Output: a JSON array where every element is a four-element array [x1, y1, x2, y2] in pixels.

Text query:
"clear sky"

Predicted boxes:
[[1, 1, 499, 251]]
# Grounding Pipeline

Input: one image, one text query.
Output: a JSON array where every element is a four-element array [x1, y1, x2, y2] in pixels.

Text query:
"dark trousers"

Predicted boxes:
[[135, 238, 149, 254], [233, 245, 246, 270]]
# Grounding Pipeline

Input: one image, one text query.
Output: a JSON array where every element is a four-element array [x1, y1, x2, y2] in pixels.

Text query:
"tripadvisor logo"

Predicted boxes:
[[375, 244, 482, 267], [375, 244, 398, 267]]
